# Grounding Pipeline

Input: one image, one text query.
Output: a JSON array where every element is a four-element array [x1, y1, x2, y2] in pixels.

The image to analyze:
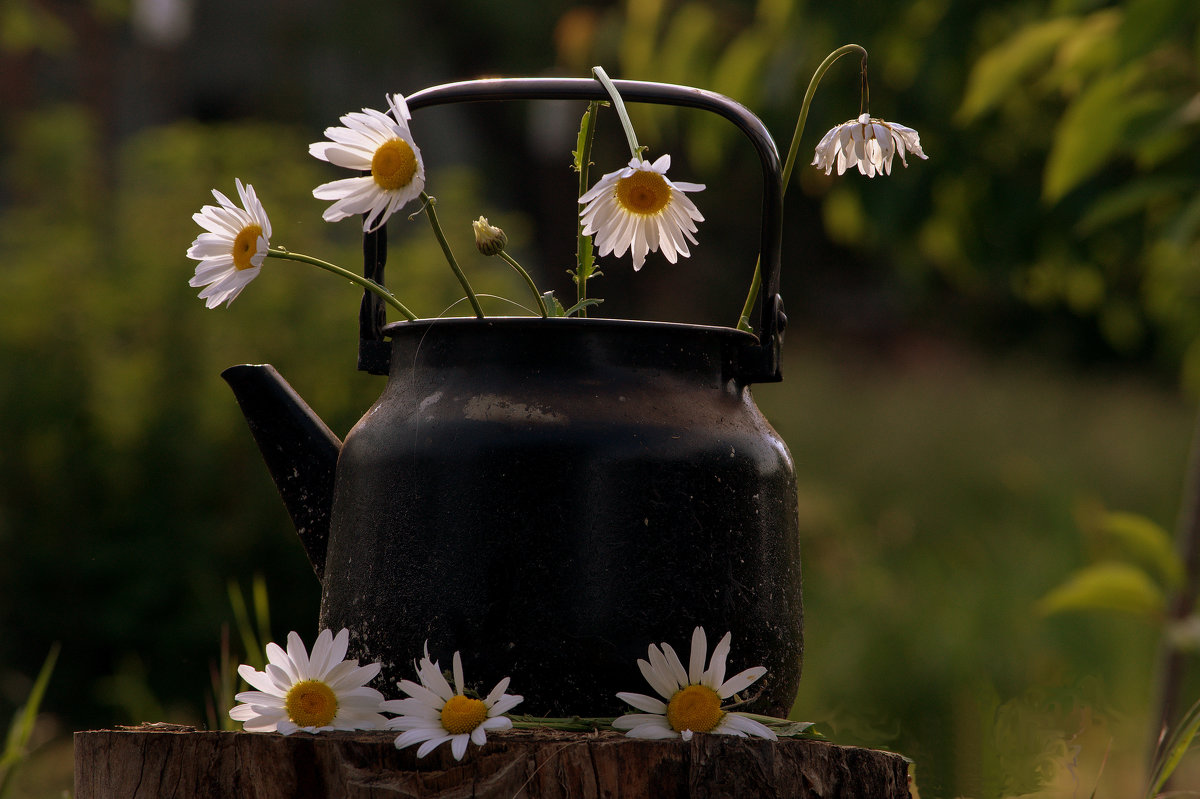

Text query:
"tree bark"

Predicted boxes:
[[75, 726, 911, 798]]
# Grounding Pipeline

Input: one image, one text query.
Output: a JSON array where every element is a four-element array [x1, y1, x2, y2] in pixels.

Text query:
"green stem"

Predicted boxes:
[[592, 66, 642, 159], [575, 100, 601, 316], [420, 192, 484, 319], [498, 251, 549, 317], [737, 43, 868, 333], [266, 248, 418, 321], [736, 257, 763, 333], [509, 715, 617, 732]]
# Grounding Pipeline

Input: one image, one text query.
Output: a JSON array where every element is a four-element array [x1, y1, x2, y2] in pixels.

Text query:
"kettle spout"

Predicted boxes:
[[222, 364, 341, 582]]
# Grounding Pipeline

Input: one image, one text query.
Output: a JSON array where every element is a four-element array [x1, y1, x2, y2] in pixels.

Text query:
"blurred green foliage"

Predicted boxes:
[[757, 344, 1192, 797], [0, 104, 532, 730], [3, 0, 1200, 796], [957, 0, 1200, 390]]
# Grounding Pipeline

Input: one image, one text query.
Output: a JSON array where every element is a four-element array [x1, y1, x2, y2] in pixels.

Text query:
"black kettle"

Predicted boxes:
[[223, 77, 801, 716]]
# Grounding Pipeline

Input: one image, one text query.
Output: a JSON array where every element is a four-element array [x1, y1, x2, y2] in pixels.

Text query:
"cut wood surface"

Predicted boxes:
[[75, 726, 911, 798]]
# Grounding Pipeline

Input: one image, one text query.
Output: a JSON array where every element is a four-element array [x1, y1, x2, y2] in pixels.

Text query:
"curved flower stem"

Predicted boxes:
[[420, 192, 484, 319], [498, 251, 549, 317], [592, 66, 643, 159], [781, 44, 868, 196], [266, 248, 418, 321], [737, 43, 869, 333]]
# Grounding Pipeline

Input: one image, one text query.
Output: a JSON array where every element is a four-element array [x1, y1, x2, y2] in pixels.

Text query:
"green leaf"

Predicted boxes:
[[957, 17, 1081, 122], [1075, 177, 1193, 235], [1148, 696, 1200, 797], [571, 101, 602, 176], [564, 298, 603, 316], [1043, 64, 1165, 202], [1046, 10, 1121, 84], [688, 28, 771, 169], [1098, 511, 1182, 589], [1036, 561, 1166, 619], [0, 643, 59, 799], [773, 720, 821, 738], [656, 3, 718, 87], [541, 291, 566, 317]]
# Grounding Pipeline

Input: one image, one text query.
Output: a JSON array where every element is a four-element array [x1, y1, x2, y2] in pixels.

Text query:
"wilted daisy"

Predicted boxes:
[[578, 153, 705, 271], [383, 647, 523, 760], [186, 178, 272, 308], [229, 629, 387, 735], [812, 113, 927, 178], [310, 93, 426, 232], [613, 626, 777, 741]]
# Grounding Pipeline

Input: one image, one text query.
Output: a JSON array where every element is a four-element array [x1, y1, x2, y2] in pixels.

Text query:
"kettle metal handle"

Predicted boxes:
[[357, 77, 785, 384]]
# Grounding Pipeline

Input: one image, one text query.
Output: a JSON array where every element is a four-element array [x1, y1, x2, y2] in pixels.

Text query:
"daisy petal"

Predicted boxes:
[[703, 632, 732, 690], [450, 734, 470, 761], [687, 627, 707, 684], [617, 691, 668, 715], [718, 666, 767, 699], [717, 712, 778, 741], [638, 656, 678, 701]]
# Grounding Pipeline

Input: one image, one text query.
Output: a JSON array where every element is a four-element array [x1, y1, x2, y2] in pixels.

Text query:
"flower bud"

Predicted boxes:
[[472, 216, 508, 256]]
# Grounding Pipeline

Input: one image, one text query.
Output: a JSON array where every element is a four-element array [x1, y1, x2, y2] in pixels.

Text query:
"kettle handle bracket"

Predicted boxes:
[[358, 223, 391, 376]]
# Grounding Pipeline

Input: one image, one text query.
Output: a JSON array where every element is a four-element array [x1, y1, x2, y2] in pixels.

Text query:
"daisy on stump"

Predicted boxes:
[[614, 626, 777, 741], [228, 629, 387, 735], [383, 647, 523, 760]]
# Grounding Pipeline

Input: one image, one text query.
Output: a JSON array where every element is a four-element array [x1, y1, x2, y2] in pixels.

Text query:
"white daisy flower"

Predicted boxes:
[[812, 113, 928, 177], [186, 178, 272, 308], [383, 647, 523, 760], [309, 93, 427, 232], [228, 629, 387, 735], [613, 626, 777, 742], [578, 153, 705, 271]]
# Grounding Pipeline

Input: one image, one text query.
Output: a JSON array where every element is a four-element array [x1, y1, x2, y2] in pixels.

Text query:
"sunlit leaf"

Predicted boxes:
[[957, 17, 1081, 122], [1036, 561, 1166, 619], [1098, 511, 1182, 589], [1043, 64, 1165, 202], [688, 28, 772, 169], [657, 3, 718, 87], [1046, 10, 1121, 85]]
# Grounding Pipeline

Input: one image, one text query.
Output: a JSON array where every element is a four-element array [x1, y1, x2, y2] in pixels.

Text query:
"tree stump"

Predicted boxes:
[[74, 726, 912, 798]]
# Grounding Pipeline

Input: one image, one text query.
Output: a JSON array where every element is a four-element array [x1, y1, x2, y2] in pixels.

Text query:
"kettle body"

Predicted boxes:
[[321, 317, 802, 715]]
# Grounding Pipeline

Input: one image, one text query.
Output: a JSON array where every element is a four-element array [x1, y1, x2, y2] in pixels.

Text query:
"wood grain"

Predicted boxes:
[[74, 727, 911, 798]]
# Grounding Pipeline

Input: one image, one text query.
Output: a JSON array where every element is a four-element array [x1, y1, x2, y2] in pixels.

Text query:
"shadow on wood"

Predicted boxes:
[[74, 727, 912, 798]]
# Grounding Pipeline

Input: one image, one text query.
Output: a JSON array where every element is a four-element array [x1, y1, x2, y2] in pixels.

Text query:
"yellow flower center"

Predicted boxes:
[[440, 694, 489, 735], [284, 679, 338, 728], [665, 685, 724, 734], [615, 170, 672, 216], [231, 224, 263, 271], [372, 138, 419, 191]]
